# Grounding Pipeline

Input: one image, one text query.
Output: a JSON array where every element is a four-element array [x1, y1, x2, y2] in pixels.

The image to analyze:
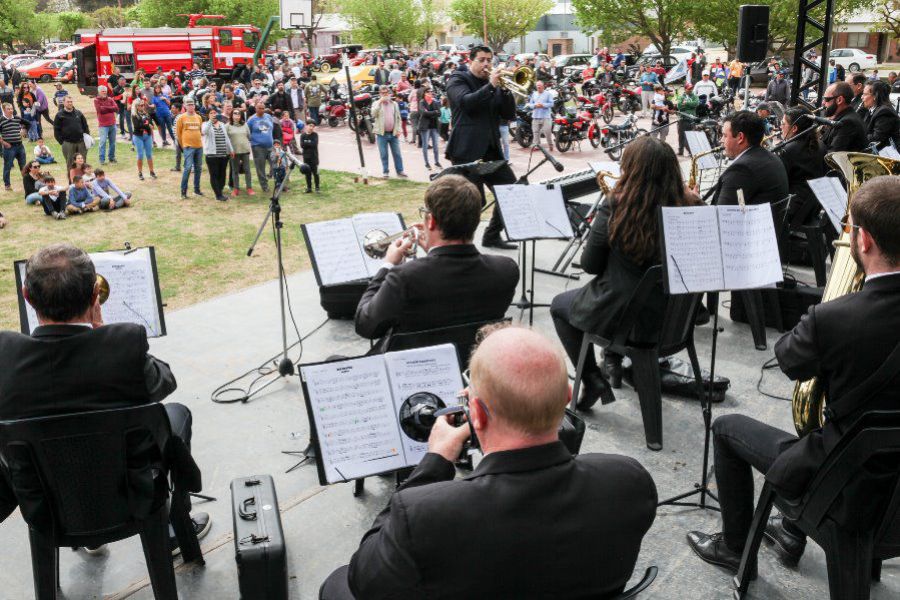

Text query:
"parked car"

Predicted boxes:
[[514, 52, 550, 65], [748, 56, 793, 85], [555, 54, 592, 77], [439, 44, 467, 54], [18, 59, 67, 82], [829, 48, 877, 72], [420, 50, 448, 70], [316, 44, 364, 70], [350, 48, 406, 66], [3, 53, 40, 68], [642, 46, 695, 60]]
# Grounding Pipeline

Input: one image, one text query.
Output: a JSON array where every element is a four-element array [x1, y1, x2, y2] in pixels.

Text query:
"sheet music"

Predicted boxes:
[[384, 344, 464, 465], [807, 176, 847, 234], [16, 248, 164, 337], [302, 356, 407, 483], [879, 145, 900, 160], [661, 206, 724, 293], [495, 184, 574, 241], [685, 131, 718, 170], [350, 212, 405, 277], [304, 218, 370, 285], [718, 205, 784, 290], [588, 161, 622, 179]]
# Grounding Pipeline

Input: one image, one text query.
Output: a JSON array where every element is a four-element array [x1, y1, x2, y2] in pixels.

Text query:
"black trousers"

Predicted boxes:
[[304, 161, 320, 190], [550, 288, 601, 375], [205, 155, 229, 197], [677, 120, 693, 153], [0, 402, 195, 525], [38, 193, 66, 216], [451, 151, 515, 243], [320, 564, 355, 599], [713, 413, 798, 551]]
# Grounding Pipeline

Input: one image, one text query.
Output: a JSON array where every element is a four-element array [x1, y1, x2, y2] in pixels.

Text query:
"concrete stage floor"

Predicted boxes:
[[1, 225, 897, 600]]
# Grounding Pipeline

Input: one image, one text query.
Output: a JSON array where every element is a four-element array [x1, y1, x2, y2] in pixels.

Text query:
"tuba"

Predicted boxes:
[[792, 151, 900, 436], [96, 274, 110, 304]]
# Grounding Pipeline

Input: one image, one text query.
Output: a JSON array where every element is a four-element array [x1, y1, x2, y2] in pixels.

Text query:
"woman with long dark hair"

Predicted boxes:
[[862, 80, 900, 150], [550, 136, 702, 409], [776, 107, 826, 245]]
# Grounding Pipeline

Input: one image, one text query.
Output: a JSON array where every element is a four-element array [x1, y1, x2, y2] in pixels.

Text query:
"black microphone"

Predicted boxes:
[[536, 144, 564, 172], [803, 114, 838, 127]]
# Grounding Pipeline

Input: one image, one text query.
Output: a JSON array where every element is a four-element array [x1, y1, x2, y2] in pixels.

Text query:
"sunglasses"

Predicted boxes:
[[839, 214, 861, 234], [418, 206, 431, 220], [822, 96, 836, 103]]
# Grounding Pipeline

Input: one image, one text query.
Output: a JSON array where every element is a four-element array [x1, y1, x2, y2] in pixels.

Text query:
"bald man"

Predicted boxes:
[[320, 326, 658, 600]]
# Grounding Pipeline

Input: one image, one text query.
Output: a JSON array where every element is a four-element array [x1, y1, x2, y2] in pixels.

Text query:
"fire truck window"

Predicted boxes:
[[242, 31, 259, 49], [219, 30, 233, 46]]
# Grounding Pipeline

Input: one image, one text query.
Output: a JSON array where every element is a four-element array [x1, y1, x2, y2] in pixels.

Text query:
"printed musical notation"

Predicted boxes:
[[685, 131, 719, 170], [718, 205, 783, 291], [661, 206, 723, 294], [807, 176, 847, 235], [494, 184, 574, 241]]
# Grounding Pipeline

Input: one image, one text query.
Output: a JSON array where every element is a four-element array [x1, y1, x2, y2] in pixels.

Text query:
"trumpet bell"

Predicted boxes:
[[499, 66, 535, 99], [96, 274, 110, 305]]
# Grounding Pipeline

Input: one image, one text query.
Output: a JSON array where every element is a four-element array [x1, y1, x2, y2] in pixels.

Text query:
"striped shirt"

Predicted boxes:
[[213, 125, 229, 155], [0, 115, 23, 144]]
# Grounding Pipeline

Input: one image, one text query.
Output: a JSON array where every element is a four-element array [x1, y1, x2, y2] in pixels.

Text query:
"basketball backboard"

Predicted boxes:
[[280, 0, 313, 29]]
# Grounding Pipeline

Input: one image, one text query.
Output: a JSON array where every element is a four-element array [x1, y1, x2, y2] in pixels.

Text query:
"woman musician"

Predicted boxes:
[[550, 136, 702, 408]]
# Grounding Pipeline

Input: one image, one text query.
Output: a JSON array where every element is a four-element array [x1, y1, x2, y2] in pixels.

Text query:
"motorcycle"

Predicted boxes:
[[322, 96, 348, 127], [348, 92, 376, 144], [553, 105, 594, 153], [609, 82, 642, 115], [514, 106, 534, 148], [599, 114, 647, 161], [577, 93, 614, 125]]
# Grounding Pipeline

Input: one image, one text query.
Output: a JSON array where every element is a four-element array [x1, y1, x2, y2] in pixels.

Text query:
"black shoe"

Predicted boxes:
[[305, 188, 312, 193], [216, 195, 228, 201], [150, 172, 157, 180], [482, 239, 517, 250], [171, 512, 212, 557], [576, 370, 615, 410], [764, 514, 806, 567], [603, 357, 623, 389], [194, 190, 204, 197], [170, 167, 181, 172], [686, 531, 756, 578], [315, 187, 320, 193], [181, 192, 188, 199], [138, 172, 144, 181]]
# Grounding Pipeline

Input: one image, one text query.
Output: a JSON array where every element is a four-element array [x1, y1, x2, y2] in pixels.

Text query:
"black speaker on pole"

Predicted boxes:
[[737, 5, 770, 63]]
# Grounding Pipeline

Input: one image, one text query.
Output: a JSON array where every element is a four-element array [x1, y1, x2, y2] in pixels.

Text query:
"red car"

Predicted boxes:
[[418, 51, 448, 70], [18, 59, 67, 82]]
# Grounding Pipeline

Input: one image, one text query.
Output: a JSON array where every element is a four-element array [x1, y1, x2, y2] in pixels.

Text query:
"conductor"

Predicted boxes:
[[445, 45, 518, 250]]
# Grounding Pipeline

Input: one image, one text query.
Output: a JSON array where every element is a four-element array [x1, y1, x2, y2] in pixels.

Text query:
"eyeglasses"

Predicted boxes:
[[418, 206, 431, 220], [839, 215, 861, 234], [822, 96, 836, 103]]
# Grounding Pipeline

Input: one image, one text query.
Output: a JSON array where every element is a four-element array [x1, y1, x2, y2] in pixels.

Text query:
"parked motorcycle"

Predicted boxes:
[[553, 105, 594, 153], [348, 92, 376, 144], [514, 106, 534, 148], [609, 82, 642, 115], [322, 96, 349, 127], [600, 114, 647, 161]]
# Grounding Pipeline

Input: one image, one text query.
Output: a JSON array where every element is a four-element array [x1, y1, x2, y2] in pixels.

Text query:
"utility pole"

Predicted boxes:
[[482, 0, 488, 45]]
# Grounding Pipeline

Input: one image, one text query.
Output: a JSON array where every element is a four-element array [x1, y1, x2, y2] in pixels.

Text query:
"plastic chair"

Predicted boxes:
[[733, 411, 900, 600], [0, 404, 203, 599], [571, 265, 704, 451], [385, 318, 512, 368], [609, 566, 658, 599]]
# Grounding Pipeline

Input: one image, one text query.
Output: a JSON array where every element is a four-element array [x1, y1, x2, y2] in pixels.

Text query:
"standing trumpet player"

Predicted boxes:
[[445, 45, 519, 250], [354, 175, 519, 353]]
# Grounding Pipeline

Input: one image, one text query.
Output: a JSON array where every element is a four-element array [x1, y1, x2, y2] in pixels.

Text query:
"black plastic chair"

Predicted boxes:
[[733, 411, 900, 600], [385, 318, 512, 369], [609, 566, 658, 599], [570, 265, 704, 451], [0, 404, 203, 599]]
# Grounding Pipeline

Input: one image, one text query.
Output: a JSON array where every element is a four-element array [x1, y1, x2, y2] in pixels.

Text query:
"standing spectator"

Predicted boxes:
[[439, 96, 451, 141], [288, 78, 304, 121], [304, 75, 325, 124], [373, 62, 390, 86], [53, 96, 89, 179], [764, 71, 790, 105], [693, 71, 719, 111], [388, 64, 403, 85], [130, 98, 157, 181], [0, 80, 15, 115], [226, 109, 253, 196], [651, 85, 674, 141], [408, 81, 421, 146], [676, 83, 699, 156], [93, 86, 118, 165], [151, 84, 176, 146], [29, 82, 53, 130], [299, 120, 319, 193], [201, 107, 233, 201], [247, 102, 275, 193], [267, 81, 293, 115], [639, 66, 659, 118], [371, 86, 407, 178], [51, 82, 68, 112], [186, 62, 205, 84], [835, 61, 846, 83], [528, 80, 554, 151], [170, 103, 184, 172], [828, 59, 837, 84], [280, 110, 296, 150], [1, 102, 26, 191], [176, 99, 204, 198], [418, 89, 442, 170]]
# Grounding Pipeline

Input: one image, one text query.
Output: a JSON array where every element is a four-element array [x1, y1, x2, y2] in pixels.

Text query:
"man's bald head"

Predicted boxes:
[[469, 326, 569, 436]]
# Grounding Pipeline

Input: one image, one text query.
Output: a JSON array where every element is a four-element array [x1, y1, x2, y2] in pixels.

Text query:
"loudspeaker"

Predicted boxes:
[[737, 5, 770, 63]]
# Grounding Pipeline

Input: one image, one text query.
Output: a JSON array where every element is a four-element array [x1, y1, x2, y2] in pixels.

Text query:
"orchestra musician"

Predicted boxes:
[[354, 175, 519, 352], [776, 107, 826, 249], [550, 136, 702, 409], [861, 80, 900, 151], [820, 81, 868, 154], [445, 45, 519, 250], [687, 176, 900, 575]]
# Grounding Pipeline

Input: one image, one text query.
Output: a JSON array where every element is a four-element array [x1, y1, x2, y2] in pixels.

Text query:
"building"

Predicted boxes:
[[832, 11, 898, 63]]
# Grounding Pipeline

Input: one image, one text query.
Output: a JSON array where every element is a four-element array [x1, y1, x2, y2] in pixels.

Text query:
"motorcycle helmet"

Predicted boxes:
[[295, 119, 305, 132]]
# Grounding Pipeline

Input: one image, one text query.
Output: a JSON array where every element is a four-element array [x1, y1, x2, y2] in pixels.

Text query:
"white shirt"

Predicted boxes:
[[693, 80, 718, 100], [866, 270, 900, 282]]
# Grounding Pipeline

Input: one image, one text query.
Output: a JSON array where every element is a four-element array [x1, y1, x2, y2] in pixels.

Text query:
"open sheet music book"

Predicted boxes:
[[14, 247, 166, 338], [685, 131, 719, 170], [494, 184, 575, 241], [300, 344, 464, 485], [302, 212, 406, 286], [807, 176, 848, 234], [660, 204, 783, 294]]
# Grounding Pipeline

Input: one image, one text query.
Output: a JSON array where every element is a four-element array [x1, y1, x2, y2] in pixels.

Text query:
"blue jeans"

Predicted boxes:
[[2, 142, 25, 187], [308, 106, 320, 125], [376, 133, 404, 175], [98, 125, 117, 162], [421, 128, 440, 166], [134, 133, 153, 160], [156, 113, 175, 144], [25, 192, 42, 205], [498, 124, 510, 160], [119, 106, 132, 136], [181, 146, 203, 193]]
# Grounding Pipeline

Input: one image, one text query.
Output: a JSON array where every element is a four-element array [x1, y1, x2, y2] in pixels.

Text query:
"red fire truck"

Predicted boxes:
[[66, 15, 263, 95]]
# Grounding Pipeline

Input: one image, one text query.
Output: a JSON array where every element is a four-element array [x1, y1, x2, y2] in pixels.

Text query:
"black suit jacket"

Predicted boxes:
[[348, 442, 658, 599], [711, 145, 789, 208], [821, 108, 868, 153], [445, 70, 516, 163], [864, 104, 900, 150], [355, 244, 518, 343], [767, 274, 900, 497], [778, 138, 826, 227]]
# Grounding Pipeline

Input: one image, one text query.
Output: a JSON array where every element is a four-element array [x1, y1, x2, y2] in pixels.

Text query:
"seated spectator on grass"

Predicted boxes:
[[67, 175, 100, 215], [68, 152, 86, 184], [23, 160, 44, 206], [91, 168, 132, 210], [33, 137, 55, 164], [36, 174, 67, 220]]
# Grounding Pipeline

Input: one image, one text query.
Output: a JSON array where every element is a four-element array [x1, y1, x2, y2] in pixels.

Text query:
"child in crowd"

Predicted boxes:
[[269, 140, 288, 191], [299, 120, 320, 194], [439, 97, 451, 141], [280, 111, 296, 151], [33, 138, 56, 164], [66, 175, 100, 214], [37, 175, 67, 220], [398, 95, 410, 141], [92, 168, 133, 210]]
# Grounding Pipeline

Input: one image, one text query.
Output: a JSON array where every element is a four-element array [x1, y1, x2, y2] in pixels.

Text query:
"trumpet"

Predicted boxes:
[[96, 274, 110, 304], [487, 65, 535, 99], [363, 227, 419, 259]]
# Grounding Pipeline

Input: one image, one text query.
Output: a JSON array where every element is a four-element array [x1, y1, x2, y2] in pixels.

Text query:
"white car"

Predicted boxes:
[[514, 53, 550, 65], [642, 45, 695, 60], [829, 48, 877, 72]]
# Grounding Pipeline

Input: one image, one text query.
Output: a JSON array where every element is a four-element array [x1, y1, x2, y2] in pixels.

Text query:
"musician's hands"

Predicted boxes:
[[412, 222, 428, 251], [685, 183, 701, 199], [90, 298, 104, 329], [489, 67, 501, 89], [428, 414, 470, 462], [385, 236, 413, 266]]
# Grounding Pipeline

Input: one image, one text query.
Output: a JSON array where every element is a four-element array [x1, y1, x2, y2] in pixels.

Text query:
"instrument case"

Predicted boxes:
[[319, 282, 368, 320], [231, 475, 288, 600]]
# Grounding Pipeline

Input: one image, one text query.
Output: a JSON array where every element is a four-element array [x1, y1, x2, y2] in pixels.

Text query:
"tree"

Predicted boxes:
[[339, 0, 424, 48], [419, 0, 443, 49], [57, 11, 95, 41], [572, 0, 693, 58], [132, 0, 281, 35], [872, 0, 900, 39], [92, 6, 125, 28], [450, 0, 553, 51], [0, 0, 39, 50]]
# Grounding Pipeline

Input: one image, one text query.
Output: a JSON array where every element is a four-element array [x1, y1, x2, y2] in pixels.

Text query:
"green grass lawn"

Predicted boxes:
[[0, 85, 427, 331]]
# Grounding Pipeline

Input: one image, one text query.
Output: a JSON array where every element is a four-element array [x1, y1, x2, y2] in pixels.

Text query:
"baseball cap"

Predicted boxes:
[[702, 70, 710, 76]]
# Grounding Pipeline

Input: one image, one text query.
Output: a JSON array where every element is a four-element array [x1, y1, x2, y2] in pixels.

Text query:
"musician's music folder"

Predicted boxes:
[[300, 344, 464, 485], [494, 184, 574, 241], [659, 204, 783, 294], [14, 246, 167, 338], [302, 212, 407, 287]]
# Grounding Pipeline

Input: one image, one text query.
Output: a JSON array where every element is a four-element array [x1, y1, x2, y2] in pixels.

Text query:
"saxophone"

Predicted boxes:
[[792, 151, 900, 436], [688, 146, 723, 189]]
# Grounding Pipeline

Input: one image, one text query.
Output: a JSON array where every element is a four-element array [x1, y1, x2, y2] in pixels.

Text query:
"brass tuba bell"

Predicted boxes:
[[96, 274, 110, 305]]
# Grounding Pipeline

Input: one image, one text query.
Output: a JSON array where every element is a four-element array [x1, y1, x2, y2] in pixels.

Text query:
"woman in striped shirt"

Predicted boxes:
[[201, 107, 234, 201]]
